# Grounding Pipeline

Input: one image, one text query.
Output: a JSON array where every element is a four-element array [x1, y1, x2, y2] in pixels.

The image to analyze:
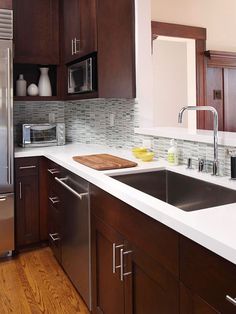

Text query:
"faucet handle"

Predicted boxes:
[[186, 157, 193, 169], [198, 158, 205, 172]]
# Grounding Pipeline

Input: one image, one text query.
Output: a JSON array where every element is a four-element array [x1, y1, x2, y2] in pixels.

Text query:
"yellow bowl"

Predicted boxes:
[[132, 147, 147, 158], [141, 152, 155, 162]]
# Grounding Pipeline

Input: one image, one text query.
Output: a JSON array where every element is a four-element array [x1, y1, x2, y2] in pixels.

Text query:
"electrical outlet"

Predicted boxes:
[[109, 113, 115, 127], [49, 113, 55, 123], [142, 139, 153, 149]]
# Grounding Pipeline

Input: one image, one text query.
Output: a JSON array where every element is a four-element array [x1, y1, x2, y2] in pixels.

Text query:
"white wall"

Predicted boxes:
[[153, 39, 188, 127], [136, 0, 236, 128], [151, 0, 236, 52]]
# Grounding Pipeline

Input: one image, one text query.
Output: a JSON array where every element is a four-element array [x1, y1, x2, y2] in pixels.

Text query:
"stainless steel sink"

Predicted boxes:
[[112, 170, 236, 211]]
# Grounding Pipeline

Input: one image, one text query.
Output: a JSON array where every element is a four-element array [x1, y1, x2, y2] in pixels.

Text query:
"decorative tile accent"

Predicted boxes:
[[65, 99, 139, 148], [13, 99, 235, 176]]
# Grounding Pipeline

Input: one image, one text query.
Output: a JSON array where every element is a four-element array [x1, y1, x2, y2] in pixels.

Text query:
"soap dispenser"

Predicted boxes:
[[167, 139, 179, 166]]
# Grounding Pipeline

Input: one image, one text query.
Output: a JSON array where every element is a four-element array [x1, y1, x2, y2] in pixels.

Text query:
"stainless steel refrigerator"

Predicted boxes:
[[0, 8, 14, 256]]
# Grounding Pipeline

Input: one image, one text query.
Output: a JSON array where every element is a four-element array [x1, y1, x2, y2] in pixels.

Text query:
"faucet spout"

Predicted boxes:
[[178, 106, 219, 175]]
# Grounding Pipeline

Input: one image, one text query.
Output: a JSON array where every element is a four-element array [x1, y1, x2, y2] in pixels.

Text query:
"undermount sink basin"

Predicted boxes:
[[112, 170, 236, 212]]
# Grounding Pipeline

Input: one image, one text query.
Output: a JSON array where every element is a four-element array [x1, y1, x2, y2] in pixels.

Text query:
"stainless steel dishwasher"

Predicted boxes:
[[55, 171, 91, 309]]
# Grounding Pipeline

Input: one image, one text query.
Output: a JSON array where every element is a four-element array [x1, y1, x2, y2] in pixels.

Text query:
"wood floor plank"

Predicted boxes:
[[0, 247, 90, 314]]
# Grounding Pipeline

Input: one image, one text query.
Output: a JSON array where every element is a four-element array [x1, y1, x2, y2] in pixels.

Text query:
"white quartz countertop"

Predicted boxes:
[[15, 144, 236, 265]]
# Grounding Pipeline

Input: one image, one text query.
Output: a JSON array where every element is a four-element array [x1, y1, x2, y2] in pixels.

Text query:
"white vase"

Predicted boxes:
[[38, 67, 52, 96], [27, 84, 39, 96], [16, 74, 27, 96]]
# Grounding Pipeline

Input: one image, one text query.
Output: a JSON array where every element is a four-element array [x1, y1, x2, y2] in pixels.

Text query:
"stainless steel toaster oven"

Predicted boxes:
[[19, 123, 65, 148]]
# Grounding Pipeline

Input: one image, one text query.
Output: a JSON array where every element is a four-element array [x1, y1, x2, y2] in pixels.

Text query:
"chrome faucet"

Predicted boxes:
[[178, 106, 219, 176]]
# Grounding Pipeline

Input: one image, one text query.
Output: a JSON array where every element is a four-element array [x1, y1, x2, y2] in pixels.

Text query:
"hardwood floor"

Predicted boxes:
[[0, 247, 90, 314]]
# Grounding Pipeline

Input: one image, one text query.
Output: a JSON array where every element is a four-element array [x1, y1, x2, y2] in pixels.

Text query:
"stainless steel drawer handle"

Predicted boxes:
[[49, 196, 60, 204], [55, 177, 88, 200], [0, 197, 6, 202], [112, 243, 124, 274], [49, 233, 60, 242], [226, 295, 236, 306], [48, 168, 60, 175], [120, 248, 132, 281], [19, 165, 36, 170], [19, 181, 22, 200]]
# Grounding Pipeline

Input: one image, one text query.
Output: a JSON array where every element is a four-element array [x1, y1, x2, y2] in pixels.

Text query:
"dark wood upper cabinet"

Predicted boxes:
[[62, 0, 97, 64], [13, 0, 59, 64], [97, 0, 136, 98], [0, 0, 12, 9], [63, 0, 136, 99]]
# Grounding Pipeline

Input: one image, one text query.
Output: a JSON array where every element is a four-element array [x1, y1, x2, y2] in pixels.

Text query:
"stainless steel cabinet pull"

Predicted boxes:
[[55, 177, 88, 200], [120, 248, 132, 281], [226, 295, 236, 306], [0, 197, 6, 202], [72, 38, 74, 55], [49, 233, 60, 242], [19, 181, 22, 200], [49, 196, 60, 204], [112, 243, 124, 274], [74, 37, 81, 54], [48, 168, 60, 174], [19, 165, 36, 170]]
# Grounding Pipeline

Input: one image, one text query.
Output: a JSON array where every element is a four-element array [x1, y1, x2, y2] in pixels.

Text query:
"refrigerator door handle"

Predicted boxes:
[[6, 47, 12, 185]]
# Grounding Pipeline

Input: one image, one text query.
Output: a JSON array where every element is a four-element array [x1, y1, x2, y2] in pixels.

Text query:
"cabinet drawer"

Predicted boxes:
[[90, 185, 179, 277], [15, 157, 39, 177], [47, 161, 63, 179], [180, 237, 236, 313]]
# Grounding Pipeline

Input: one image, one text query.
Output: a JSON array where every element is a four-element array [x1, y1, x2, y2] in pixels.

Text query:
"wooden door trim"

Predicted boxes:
[[151, 21, 207, 129], [205, 50, 236, 68]]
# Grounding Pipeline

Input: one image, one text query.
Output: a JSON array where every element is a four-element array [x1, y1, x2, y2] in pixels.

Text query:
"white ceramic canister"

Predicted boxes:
[[16, 74, 27, 96]]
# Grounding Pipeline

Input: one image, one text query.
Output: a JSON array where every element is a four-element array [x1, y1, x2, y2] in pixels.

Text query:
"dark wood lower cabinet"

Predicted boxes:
[[48, 201, 62, 263], [180, 237, 236, 314], [15, 158, 39, 248], [91, 185, 179, 314], [180, 283, 219, 314], [15, 158, 236, 314], [91, 215, 125, 314], [126, 242, 179, 314]]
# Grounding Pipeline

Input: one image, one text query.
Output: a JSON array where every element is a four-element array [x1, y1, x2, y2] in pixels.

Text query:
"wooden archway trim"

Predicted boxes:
[[151, 21, 207, 129], [205, 50, 236, 68]]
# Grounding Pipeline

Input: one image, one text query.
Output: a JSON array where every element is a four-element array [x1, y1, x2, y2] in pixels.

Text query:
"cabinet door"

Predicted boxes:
[[0, 0, 12, 9], [91, 214, 125, 314], [180, 283, 220, 314], [63, 0, 79, 63], [48, 201, 62, 264], [13, 0, 59, 64], [206, 67, 224, 131], [16, 175, 39, 248], [124, 242, 179, 314], [63, 0, 96, 63]]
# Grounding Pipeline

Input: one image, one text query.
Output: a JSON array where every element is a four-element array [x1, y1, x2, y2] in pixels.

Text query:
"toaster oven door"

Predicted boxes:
[[23, 124, 57, 147]]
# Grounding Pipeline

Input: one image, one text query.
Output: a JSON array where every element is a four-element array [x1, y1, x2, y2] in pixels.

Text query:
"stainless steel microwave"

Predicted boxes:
[[19, 123, 65, 148], [68, 57, 95, 94]]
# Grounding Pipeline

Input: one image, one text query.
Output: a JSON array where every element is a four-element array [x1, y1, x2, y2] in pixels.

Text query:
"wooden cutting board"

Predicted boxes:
[[73, 154, 137, 170]]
